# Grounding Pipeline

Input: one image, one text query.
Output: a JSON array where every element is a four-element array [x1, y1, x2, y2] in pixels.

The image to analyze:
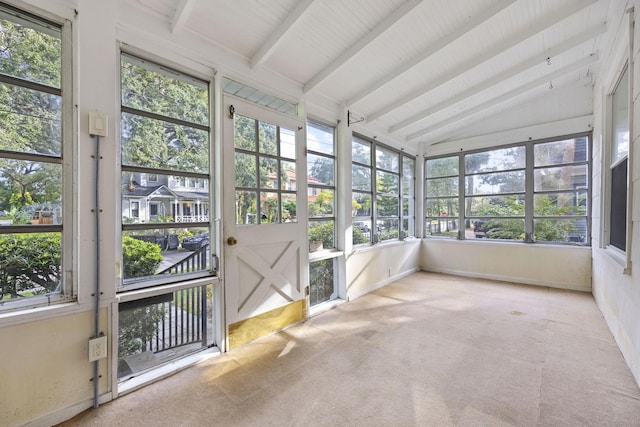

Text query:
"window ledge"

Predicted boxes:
[[351, 238, 419, 255], [309, 249, 344, 262], [603, 245, 632, 274], [0, 299, 81, 328]]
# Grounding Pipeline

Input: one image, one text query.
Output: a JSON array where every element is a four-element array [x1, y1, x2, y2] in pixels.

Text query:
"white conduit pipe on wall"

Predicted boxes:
[[92, 134, 101, 408]]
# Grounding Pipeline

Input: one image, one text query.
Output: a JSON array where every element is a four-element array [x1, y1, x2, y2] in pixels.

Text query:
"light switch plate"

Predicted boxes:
[[89, 111, 108, 137]]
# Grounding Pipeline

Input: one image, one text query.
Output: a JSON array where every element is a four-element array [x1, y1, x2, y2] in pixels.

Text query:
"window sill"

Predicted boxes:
[[0, 299, 81, 328], [603, 245, 632, 275], [351, 238, 419, 255], [309, 249, 343, 261]]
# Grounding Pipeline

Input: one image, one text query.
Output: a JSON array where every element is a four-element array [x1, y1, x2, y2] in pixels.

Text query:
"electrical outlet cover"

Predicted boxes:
[[89, 336, 107, 362]]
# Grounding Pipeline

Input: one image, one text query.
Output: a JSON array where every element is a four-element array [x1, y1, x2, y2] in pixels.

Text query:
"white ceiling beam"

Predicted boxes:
[[406, 53, 599, 143], [365, 0, 599, 122], [388, 23, 607, 133], [303, 0, 424, 93], [250, 0, 315, 69], [170, 0, 196, 34], [346, 0, 516, 107]]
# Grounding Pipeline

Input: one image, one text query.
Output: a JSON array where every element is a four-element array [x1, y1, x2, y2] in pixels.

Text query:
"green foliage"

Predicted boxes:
[[122, 236, 163, 278], [352, 226, 368, 244], [118, 304, 166, 358], [309, 222, 334, 249], [0, 233, 61, 300], [309, 259, 333, 306]]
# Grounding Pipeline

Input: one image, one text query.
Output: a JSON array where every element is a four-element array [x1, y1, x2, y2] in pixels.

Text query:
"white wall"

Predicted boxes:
[[421, 240, 591, 291], [591, 0, 640, 385], [346, 240, 421, 300]]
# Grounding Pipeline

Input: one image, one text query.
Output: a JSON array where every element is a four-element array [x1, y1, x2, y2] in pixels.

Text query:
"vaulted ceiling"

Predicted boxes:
[[121, 0, 613, 153]]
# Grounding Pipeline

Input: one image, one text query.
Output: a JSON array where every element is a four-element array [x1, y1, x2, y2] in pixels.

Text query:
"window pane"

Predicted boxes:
[[402, 157, 415, 196], [426, 156, 458, 178], [376, 171, 399, 194], [309, 258, 334, 305], [534, 218, 587, 243], [534, 192, 587, 216], [610, 158, 627, 250], [234, 115, 257, 151], [281, 192, 296, 222], [534, 138, 588, 166], [465, 146, 525, 174], [307, 122, 334, 155], [121, 113, 209, 173], [426, 177, 458, 197], [352, 165, 371, 191], [377, 195, 399, 217], [122, 172, 209, 224], [378, 219, 399, 241], [402, 197, 413, 216], [236, 191, 257, 224], [122, 226, 208, 283], [118, 283, 213, 380], [121, 56, 208, 126], [0, 83, 61, 155], [534, 165, 587, 192], [376, 146, 399, 172], [425, 198, 459, 217], [0, 16, 61, 87], [280, 128, 296, 159], [352, 192, 371, 216], [260, 191, 279, 223], [465, 195, 525, 216], [425, 218, 459, 237], [234, 152, 256, 188], [0, 160, 62, 225], [281, 160, 296, 190], [352, 138, 371, 164], [465, 170, 525, 195], [0, 232, 61, 299], [353, 220, 372, 244], [308, 188, 334, 217], [307, 153, 334, 186], [259, 157, 278, 189], [309, 220, 334, 250], [402, 218, 415, 237], [259, 122, 277, 155], [469, 218, 524, 240], [612, 66, 629, 162]]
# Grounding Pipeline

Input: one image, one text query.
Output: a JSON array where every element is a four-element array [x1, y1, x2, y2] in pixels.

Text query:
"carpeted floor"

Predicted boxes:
[[60, 272, 640, 426]]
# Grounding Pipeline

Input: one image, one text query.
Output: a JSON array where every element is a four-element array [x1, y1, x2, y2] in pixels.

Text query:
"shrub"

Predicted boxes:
[[0, 233, 61, 300], [122, 236, 163, 278]]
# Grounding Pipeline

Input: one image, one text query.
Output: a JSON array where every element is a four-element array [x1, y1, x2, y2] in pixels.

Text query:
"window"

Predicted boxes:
[[352, 135, 414, 244], [120, 53, 212, 288], [425, 134, 590, 245], [0, 5, 70, 308], [131, 201, 139, 218], [425, 156, 459, 237], [307, 121, 335, 251], [233, 115, 297, 224], [609, 65, 629, 252]]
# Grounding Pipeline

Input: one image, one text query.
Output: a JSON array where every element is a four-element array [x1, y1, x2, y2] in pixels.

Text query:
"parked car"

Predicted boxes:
[[181, 232, 209, 251], [471, 220, 491, 238]]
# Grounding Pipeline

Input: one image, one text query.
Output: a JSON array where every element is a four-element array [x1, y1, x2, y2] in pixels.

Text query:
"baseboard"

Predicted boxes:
[[24, 393, 112, 427]]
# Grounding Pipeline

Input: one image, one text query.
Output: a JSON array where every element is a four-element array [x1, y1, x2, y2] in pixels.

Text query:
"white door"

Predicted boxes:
[[222, 98, 308, 348]]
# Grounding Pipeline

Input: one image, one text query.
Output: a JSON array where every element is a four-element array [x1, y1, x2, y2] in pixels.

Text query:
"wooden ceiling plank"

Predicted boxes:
[[346, 0, 517, 106], [303, 0, 425, 93], [406, 53, 599, 143], [170, 0, 195, 34], [389, 23, 607, 133], [250, 0, 315, 69], [367, 0, 599, 122]]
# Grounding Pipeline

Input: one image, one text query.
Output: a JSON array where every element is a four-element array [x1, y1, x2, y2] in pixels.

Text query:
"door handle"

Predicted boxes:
[[227, 236, 238, 246]]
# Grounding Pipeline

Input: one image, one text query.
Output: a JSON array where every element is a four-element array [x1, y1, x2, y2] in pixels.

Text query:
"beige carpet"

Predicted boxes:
[[60, 272, 640, 426]]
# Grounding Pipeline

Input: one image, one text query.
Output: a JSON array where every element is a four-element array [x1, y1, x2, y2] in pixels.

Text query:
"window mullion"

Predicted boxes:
[[525, 142, 534, 242]]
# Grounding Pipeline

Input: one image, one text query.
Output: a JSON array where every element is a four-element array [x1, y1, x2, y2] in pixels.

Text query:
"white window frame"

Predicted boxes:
[[0, 4, 74, 312], [603, 59, 634, 273]]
